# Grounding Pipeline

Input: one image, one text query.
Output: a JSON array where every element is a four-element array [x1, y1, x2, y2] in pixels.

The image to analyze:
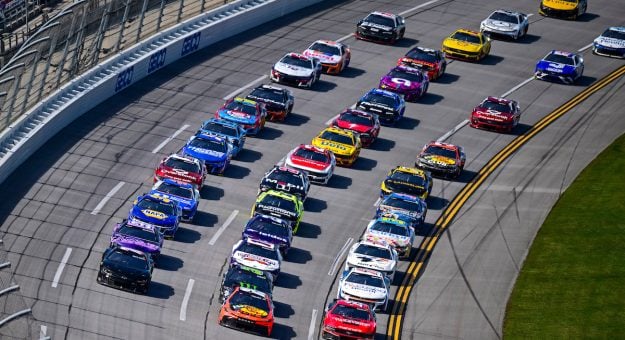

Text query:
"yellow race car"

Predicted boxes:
[[312, 127, 361, 167], [539, 0, 587, 20], [442, 29, 491, 61], [380, 166, 433, 201]]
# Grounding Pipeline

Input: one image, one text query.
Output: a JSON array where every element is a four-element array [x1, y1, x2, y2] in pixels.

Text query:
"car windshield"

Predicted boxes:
[[249, 88, 285, 103], [319, 131, 354, 145], [260, 195, 296, 212], [189, 137, 227, 153], [224, 267, 271, 293], [423, 145, 457, 159], [309, 42, 340, 55], [450, 32, 481, 44], [389, 170, 426, 187], [248, 220, 289, 238], [489, 12, 518, 24], [107, 249, 148, 270], [201, 121, 238, 136], [229, 290, 269, 313], [224, 101, 257, 116], [481, 100, 512, 113], [281, 55, 312, 69], [267, 169, 303, 186], [354, 243, 393, 259], [388, 69, 423, 82], [136, 198, 176, 216], [345, 272, 385, 288], [362, 92, 396, 107], [339, 112, 374, 126], [544, 53, 575, 65], [405, 49, 438, 63], [371, 221, 411, 236], [164, 157, 200, 173], [293, 148, 328, 162], [364, 13, 395, 28], [237, 243, 280, 261], [383, 197, 423, 212], [154, 182, 193, 199], [332, 304, 371, 321], [117, 224, 160, 244], [603, 29, 625, 40]]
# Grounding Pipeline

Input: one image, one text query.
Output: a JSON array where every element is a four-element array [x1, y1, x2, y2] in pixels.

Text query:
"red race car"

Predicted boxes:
[[397, 46, 447, 81], [470, 96, 521, 132], [215, 97, 267, 135], [154, 153, 206, 188], [331, 109, 380, 147], [284, 144, 336, 185], [321, 299, 376, 340], [218, 287, 274, 336]]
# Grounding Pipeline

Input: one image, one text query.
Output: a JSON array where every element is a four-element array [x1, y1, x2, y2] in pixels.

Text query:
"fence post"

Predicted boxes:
[[177, 0, 184, 23], [20, 50, 40, 114], [115, 0, 132, 53], [6, 71, 23, 126], [68, 7, 88, 80], [54, 14, 78, 90], [156, 0, 166, 32], [36, 34, 57, 103], [135, 0, 149, 44], [90, 2, 112, 66]]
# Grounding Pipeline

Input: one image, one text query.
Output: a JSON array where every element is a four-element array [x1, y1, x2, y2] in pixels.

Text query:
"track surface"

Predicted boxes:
[[0, 0, 624, 339]]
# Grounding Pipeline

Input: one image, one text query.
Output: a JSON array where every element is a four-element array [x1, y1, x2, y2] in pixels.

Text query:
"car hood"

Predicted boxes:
[[157, 166, 201, 183], [274, 62, 313, 77], [542, 0, 577, 10], [347, 253, 395, 272], [365, 230, 411, 247], [148, 191, 195, 210], [232, 251, 280, 272], [243, 229, 290, 246], [334, 120, 373, 134], [341, 281, 387, 300], [482, 19, 520, 31], [218, 109, 255, 124], [130, 208, 176, 226], [183, 145, 227, 162], [419, 154, 457, 166], [358, 101, 395, 114], [360, 21, 393, 31], [312, 138, 356, 156], [473, 107, 514, 120], [378, 205, 423, 220], [380, 76, 423, 90], [261, 178, 305, 193], [111, 235, 160, 253], [536, 60, 577, 74], [443, 38, 482, 52], [255, 203, 298, 219], [102, 260, 149, 278], [303, 49, 341, 64], [594, 36, 625, 49], [324, 313, 375, 334], [286, 155, 331, 172]]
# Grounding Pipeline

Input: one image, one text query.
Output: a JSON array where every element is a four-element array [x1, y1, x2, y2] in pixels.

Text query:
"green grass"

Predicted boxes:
[[503, 133, 625, 339]]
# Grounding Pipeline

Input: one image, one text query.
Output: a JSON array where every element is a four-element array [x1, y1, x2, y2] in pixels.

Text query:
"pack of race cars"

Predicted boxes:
[[94, 5, 624, 338]]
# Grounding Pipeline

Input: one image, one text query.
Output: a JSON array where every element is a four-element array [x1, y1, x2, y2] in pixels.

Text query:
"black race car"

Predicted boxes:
[[246, 84, 295, 122], [219, 264, 274, 303], [259, 165, 310, 201], [97, 245, 154, 294], [356, 11, 406, 44]]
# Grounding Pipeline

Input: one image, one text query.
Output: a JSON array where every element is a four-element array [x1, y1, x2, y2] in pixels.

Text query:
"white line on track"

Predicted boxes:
[[209, 210, 239, 245], [179, 278, 195, 321], [307, 309, 318, 340], [578, 43, 593, 52], [222, 75, 267, 100], [91, 182, 125, 215], [51, 248, 72, 288], [152, 124, 190, 154], [373, 197, 381, 207], [501, 77, 534, 97], [40, 325, 47, 338], [437, 120, 469, 142], [328, 238, 353, 276], [336, 33, 353, 43]]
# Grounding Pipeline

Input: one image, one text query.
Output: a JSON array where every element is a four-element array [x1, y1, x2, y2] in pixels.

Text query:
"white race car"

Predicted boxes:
[[230, 238, 282, 278], [270, 53, 322, 88], [345, 236, 397, 280], [480, 9, 529, 40], [593, 26, 625, 59], [364, 214, 415, 258], [337, 267, 390, 312]]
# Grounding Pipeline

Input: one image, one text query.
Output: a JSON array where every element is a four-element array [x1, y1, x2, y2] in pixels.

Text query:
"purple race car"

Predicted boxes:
[[110, 219, 164, 259], [378, 65, 429, 102]]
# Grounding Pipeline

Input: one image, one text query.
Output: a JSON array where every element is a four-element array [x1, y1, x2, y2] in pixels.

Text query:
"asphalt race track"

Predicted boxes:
[[0, 0, 624, 339]]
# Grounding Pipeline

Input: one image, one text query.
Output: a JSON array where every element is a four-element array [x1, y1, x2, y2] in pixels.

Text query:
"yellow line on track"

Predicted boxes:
[[386, 65, 625, 340]]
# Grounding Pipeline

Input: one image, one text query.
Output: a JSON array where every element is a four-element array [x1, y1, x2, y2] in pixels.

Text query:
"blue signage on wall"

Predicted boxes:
[[181, 32, 201, 57], [148, 48, 167, 74], [115, 66, 134, 92]]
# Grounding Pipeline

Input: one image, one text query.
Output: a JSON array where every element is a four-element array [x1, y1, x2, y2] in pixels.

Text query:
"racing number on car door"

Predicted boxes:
[[391, 78, 411, 87]]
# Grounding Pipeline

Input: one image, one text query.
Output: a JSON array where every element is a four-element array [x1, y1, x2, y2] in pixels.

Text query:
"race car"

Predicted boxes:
[[242, 214, 293, 256], [128, 193, 180, 239], [215, 97, 266, 136], [345, 235, 398, 279], [110, 219, 163, 259], [321, 299, 376, 340], [252, 190, 304, 233], [181, 133, 232, 175], [356, 88, 405, 126], [259, 165, 310, 201], [397, 46, 447, 81], [337, 267, 390, 312], [312, 127, 362, 167], [303, 40, 351, 75], [356, 11, 405, 44], [284, 144, 336, 185], [470, 96, 522, 132], [539, 0, 587, 20], [219, 264, 274, 303], [534, 50, 584, 84], [153, 153, 206, 189], [149, 179, 200, 222], [245, 84, 294, 121], [198, 118, 246, 158], [381, 166, 433, 200], [218, 287, 274, 337], [480, 9, 529, 40], [97, 245, 154, 294], [270, 52, 322, 89], [331, 109, 380, 147], [364, 213, 415, 258], [593, 27, 625, 58], [230, 238, 283, 278], [442, 28, 491, 61], [376, 192, 428, 227], [415, 141, 466, 178], [379, 65, 429, 102]]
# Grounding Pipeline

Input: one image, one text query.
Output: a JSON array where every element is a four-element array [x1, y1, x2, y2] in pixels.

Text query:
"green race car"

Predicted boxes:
[[252, 190, 304, 233]]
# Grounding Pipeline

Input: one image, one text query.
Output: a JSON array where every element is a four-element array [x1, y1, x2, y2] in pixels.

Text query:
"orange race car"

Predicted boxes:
[[218, 287, 274, 337]]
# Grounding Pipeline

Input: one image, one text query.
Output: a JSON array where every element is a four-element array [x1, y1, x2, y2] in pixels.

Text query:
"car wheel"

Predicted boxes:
[[523, 26, 528, 37], [399, 29, 405, 39]]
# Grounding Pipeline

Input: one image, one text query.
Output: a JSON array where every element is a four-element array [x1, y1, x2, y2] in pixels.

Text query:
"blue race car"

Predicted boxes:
[[376, 192, 427, 227], [182, 133, 232, 175], [215, 97, 267, 136], [534, 50, 584, 84], [356, 88, 405, 126], [592, 26, 625, 59], [128, 193, 180, 239], [198, 118, 246, 158], [242, 214, 293, 256], [149, 179, 200, 222]]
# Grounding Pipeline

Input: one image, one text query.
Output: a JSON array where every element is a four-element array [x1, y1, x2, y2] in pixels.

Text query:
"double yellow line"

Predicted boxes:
[[386, 65, 625, 340]]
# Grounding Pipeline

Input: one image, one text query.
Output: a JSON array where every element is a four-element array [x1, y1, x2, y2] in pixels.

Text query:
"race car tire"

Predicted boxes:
[[523, 26, 528, 37], [399, 29, 405, 39], [287, 103, 293, 116]]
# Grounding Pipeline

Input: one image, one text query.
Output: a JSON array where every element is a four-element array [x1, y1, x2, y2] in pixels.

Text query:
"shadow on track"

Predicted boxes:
[[327, 174, 352, 189], [337, 66, 365, 79], [257, 126, 283, 140], [174, 226, 201, 243], [352, 157, 377, 171], [282, 112, 310, 127], [156, 254, 184, 271], [149, 281, 175, 299], [224, 164, 251, 179], [235, 148, 262, 163], [200, 185, 224, 200], [304, 197, 327, 213], [394, 116, 419, 130], [420, 92, 444, 105], [426, 195, 448, 210], [436, 72, 460, 84], [296, 222, 321, 239], [369, 137, 395, 152], [284, 247, 312, 265]]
